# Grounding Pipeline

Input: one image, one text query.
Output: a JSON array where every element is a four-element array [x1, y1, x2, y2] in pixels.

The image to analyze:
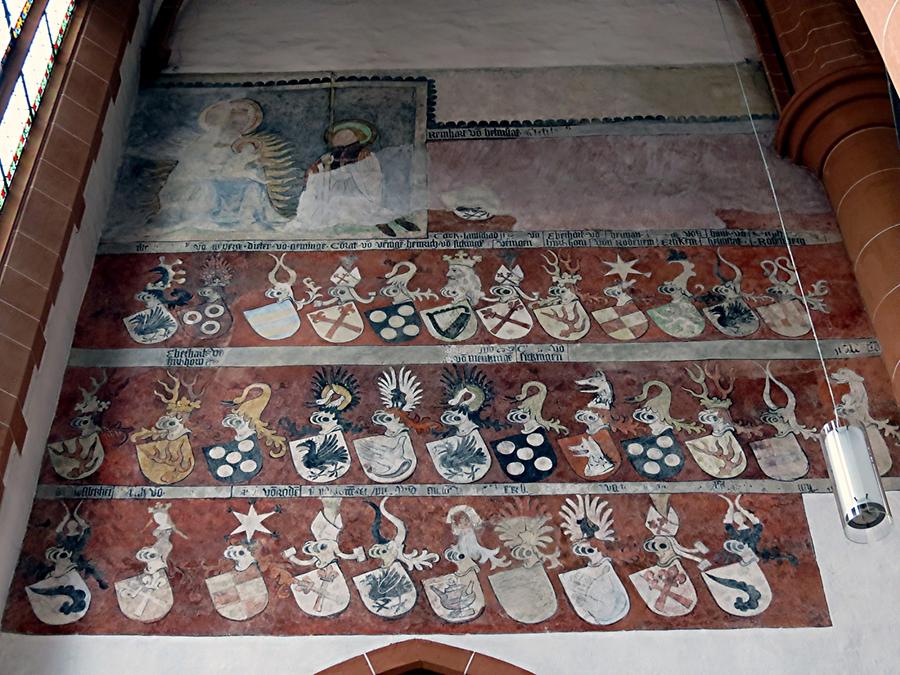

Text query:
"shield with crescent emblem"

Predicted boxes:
[[422, 302, 478, 342], [353, 561, 418, 618], [243, 299, 301, 341], [26, 569, 91, 625], [591, 301, 648, 341], [488, 564, 558, 624], [647, 298, 706, 339], [205, 564, 268, 621], [685, 431, 748, 479], [533, 300, 590, 341], [426, 430, 491, 483], [423, 566, 485, 623], [477, 298, 533, 340], [757, 298, 810, 338], [365, 302, 422, 343], [621, 430, 685, 480], [47, 433, 105, 480], [702, 560, 772, 617], [306, 303, 365, 343], [559, 558, 630, 626], [629, 560, 697, 617], [558, 429, 621, 480], [115, 571, 174, 623], [203, 435, 264, 484], [491, 431, 557, 482], [749, 435, 810, 481], [290, 562, 351, 618]]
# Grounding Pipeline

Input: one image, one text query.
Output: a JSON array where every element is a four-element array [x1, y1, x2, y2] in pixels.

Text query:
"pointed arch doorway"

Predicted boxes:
[[318, 638, 533, 674]]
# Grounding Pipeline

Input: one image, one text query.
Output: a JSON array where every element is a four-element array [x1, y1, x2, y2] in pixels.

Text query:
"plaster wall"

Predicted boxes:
[[0, 0, 154, 616]]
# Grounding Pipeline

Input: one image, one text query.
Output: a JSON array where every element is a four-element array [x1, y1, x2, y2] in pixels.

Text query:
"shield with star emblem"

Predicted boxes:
[[757, 298, 811, 337], [558, 429, 621, 480], [490, 431, 557, 482], [423, 566, 485, 623], [621, 430, 685, 480], [560, 558, 630, 626], [115, 571, 173, 623], [290, 562, 351, 618], [591, 300, 648, 341], [629, 560, 697, 617], [306, 303, 365, 343], [422, 301, 478, 342], [243, 299, 301, 341], [476, 298, 533, 340], [47, 433, 105, 480], [701, 559, 772, 617], [203, 435, 264, 484], [366, 302, 422, 343], [205, 564, 268, 621]]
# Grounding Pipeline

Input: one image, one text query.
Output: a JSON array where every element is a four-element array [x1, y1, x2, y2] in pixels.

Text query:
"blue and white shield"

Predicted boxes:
[[366, 302, 422, 343], [123, 306, 178, 344], [621, 429, 685, 480], [243, 299, 301, 341], [203, 435, 264, 483]]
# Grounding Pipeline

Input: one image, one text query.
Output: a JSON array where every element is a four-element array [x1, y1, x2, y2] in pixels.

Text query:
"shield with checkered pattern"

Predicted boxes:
[[591, 300, 648, 341], [205, 564, 268, 621]]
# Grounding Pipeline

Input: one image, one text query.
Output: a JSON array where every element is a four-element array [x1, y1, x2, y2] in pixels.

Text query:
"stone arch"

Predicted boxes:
[[317, 638, 533, 674]]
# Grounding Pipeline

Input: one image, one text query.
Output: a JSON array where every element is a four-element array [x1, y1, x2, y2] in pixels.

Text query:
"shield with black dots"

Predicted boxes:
[[620, 429, 685, 480], [203, 435, 264, 484], [490, 430, 557, 482], [365, 302, 422, 343]]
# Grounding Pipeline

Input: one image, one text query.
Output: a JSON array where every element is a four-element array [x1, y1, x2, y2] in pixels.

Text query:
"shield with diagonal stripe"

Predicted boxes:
[[307, 303, 365, 343], [243, 299, 301, 341], [477, 298, 533, 340]]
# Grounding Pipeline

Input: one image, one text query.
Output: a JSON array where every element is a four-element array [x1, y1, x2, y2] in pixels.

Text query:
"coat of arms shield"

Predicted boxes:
[[559, 558, 630, 626], [426, 431, 492, 483], [422, 302, 478, 342], [135, 435, 195, 485], [533, 300, 590, 341], [289, 430, 352, 483], [702, 560, 772, 617], [757, 298, 810, 338], [205, 564, 268, 621], [123, 306, 178, 344], [115, 571, 174, 623], [203, 435, 264, 484], [476, 298, 533, 340], [629, 560, 697, 617], [558, 429, 621, 480], [749, 435, 810, 481], [591, 301, 648, 341], [352, 432, 417, 483], [307, 303, 365, 343], [490, 431, 557, 482], [365, 302, 422, 343], [685, 431, 748, 479], [353, 561, 418, 618], [26, 569, 91, 625], [423, 566, 485, 623], [243, 299, 301, 340], [488, 564, 558, 624], [647, 298, 706, 339], [621, 430, 685, 480], [290, 562, 351, 618], [47, 433, 105, 480]]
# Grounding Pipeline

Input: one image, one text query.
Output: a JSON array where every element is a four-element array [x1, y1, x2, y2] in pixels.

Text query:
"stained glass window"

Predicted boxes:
[[2, 2, 34, 68], [0, 0, 76, 209]]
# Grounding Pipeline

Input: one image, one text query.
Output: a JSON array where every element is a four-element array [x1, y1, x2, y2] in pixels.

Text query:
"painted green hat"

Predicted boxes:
[[325, 119, 377, 146]]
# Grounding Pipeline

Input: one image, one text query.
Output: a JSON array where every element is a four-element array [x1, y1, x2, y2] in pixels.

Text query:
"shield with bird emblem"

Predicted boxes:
[[289, 430, 351, 483], [353, 561, 418, 618]]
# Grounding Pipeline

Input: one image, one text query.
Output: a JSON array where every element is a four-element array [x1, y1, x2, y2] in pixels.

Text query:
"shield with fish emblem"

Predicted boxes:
[[115, 571, 173, 623], [26, 569, 91, 625], [702, 560, 772, 617], [290, 562, 351, 618], [426, 431, 491, 483], [205, 564, 268, 621], [353, 561, 418, 618], [47, 433, 105, 480], [423, 566, 485, 623], [560, 558, 630, 626], [243, 299, 301, 341], [422, 302, 478, 342]]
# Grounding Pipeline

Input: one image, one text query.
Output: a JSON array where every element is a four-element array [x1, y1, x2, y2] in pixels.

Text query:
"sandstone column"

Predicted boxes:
[[739, 0, 900, 402]]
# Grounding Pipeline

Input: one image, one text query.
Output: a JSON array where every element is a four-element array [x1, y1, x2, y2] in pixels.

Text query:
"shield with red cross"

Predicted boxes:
[[477, 298, 533, 340], [757, 298, 811, 337], [290, 562, 351, 617], [628, 560, 697, 617], [306, 302, 365, 343], [591, 300, 648, 341]]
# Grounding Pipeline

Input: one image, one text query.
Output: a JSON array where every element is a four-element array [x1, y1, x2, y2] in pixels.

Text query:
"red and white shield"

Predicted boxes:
[[205, 564, 268, 621], [629, 560, 697, 617], [591, 300, 648, 341], [757, 299, 810, 337], [290, 562, 351, 618], [533, 300, 590, 341], [306, 303, 365, 343], [476, 298, 533, 340]]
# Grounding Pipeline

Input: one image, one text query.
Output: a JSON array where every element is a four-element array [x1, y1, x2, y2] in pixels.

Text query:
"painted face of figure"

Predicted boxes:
[[203, 101, 259, 142], [331, 128, 359, 148], [224, 544, 254, 570]]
